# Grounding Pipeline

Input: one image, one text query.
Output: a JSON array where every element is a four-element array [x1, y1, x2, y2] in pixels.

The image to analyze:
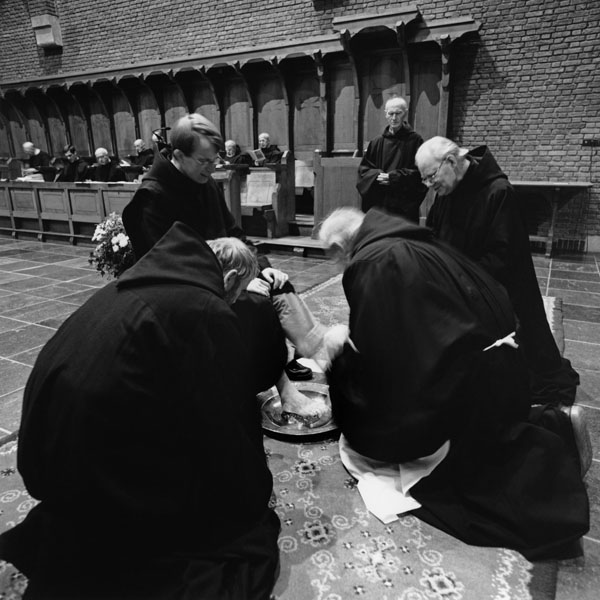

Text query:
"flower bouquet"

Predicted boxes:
[[88, 212, 135, 279]]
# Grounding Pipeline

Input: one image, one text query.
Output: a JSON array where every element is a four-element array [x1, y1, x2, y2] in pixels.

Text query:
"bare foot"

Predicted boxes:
[[277, 374, 332, 428]]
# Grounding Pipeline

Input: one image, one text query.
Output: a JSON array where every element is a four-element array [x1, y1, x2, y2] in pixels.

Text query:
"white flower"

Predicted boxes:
[[92, 225, 106, 242], [112, 244, 119, 252], [116, 233, 129, 248]]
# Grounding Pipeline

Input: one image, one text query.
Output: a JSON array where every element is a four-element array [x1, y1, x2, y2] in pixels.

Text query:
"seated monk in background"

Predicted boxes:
[[55, 145, 88, 182], [122, 139, 155, 176], [219, 139, 252, 166], [254, 132, 283, 166], [319, 206, 590, 561], [86, 147, 127, 182]]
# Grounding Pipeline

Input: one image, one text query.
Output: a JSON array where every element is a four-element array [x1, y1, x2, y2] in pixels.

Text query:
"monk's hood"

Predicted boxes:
[[117, 221, 224, 298], [352, 208, 433, 257]]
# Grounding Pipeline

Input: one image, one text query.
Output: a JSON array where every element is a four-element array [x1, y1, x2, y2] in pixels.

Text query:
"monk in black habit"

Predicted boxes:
[[319, 207, 589, 561], [416, 136, 580, 406], [0, 224, 285, 600], [357, 97, 427, 222]]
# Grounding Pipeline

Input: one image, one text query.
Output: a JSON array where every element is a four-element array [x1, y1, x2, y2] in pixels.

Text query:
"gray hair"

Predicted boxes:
[[385, 97, 408, 113], [207, 237, 258, 281], [318, 207, 365, 261], [415, 136, 468, 169]]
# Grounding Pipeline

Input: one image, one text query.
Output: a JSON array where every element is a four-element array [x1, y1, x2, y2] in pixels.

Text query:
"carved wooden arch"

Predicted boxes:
[[407, 17, 482, 137], [23, 87, 68, 155], [239, 58, 289, 150], [144, 71, 188, 131], [116, 75, 161, 149], [44, 84, 91, 156], [5, 90, 50, 154], [0, 99, 17, 156], [3, 92, 33, 156]]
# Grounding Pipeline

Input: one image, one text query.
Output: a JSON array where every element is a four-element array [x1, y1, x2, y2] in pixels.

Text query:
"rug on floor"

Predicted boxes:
[[0, 276, 564, 599]]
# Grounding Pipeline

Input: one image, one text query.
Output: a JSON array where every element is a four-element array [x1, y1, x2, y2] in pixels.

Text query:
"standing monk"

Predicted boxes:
[[415, 136, 579, 406], [357, 97, 426, 222], [123, 113, 330, 424]]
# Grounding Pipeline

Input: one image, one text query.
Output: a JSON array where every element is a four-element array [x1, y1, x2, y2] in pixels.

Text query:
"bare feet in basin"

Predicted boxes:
[[277, 373, 332, 428]]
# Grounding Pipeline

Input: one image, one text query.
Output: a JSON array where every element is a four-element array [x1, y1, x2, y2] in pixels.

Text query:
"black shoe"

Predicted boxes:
[[285, 359, 312, 381], [561, 404, 592, 477]]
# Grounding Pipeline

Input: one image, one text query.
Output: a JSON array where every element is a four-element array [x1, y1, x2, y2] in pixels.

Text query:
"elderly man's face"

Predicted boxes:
[[225, 142, 236, 157], [385, 104, 406, 131], [419, 154, 458, 197], [258, 135, 270, 149], [22, 144, 35, 157], [96, 151, 110, 165], [134, 141, 145, 154]]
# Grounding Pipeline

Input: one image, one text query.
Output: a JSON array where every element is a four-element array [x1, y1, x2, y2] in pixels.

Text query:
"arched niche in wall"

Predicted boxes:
[[208, 66, 252, 150], [93, 81, 136, 157], [243, 61, 288, 153], [408, 42, 442, 141], [283, 56, 325, 157], [145, 73, 188, 132], [360, 50, 409, 147], [118, 77, 161, 149], [175, 69, 219, 129], [47, 86, 91, 157], [6, 91, 49, 154], [163, 77, 188, 130], [89, 83, 116, 156], [327, 51, 358, 154], [0, 97, 28, 155], [0, 106, 14, 157], [27, 89, 68, 155]]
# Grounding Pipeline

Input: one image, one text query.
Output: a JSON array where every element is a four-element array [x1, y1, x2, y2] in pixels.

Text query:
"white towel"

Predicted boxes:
[[339, 434, 450, 524]]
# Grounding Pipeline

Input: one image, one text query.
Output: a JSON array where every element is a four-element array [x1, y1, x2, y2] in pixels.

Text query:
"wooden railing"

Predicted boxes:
[[2, 160, 592, 257], [0, 181, 138, 244]]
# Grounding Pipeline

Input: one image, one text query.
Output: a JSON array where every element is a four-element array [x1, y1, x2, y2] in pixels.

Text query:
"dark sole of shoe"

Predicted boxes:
[[285, 371, 313, 381]]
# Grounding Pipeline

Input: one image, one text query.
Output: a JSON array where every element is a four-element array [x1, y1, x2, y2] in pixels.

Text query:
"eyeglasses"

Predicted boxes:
[[191, 155, 219, 167], [421, 156, 449, 185], [386, 111, 404, 117]]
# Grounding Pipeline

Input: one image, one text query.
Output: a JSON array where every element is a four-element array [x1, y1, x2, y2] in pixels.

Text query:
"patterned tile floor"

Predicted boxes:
[[0, 236, 598, 598]]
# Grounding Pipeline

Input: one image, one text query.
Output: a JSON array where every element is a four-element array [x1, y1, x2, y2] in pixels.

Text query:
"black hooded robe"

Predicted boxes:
[[328, 209, 589, 561], [357, 123, 427, 222], [122, 151, 299, 356], [426, 146, 579, 405], [0, 223, 285, 600]]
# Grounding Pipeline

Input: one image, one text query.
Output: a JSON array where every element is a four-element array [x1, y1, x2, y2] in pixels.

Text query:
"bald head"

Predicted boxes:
[[318, 207, 365, 265], [415, 136, 470, 196], [94, 147, 110, 165], [22, 142, 35, 156]]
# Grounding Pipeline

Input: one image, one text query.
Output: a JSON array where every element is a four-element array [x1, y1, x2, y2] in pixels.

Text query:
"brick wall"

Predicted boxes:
[[1, 0, 599, 245]]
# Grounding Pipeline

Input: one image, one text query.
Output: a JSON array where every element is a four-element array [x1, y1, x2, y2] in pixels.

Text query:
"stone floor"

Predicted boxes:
[[0, 235, 598, 598]]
